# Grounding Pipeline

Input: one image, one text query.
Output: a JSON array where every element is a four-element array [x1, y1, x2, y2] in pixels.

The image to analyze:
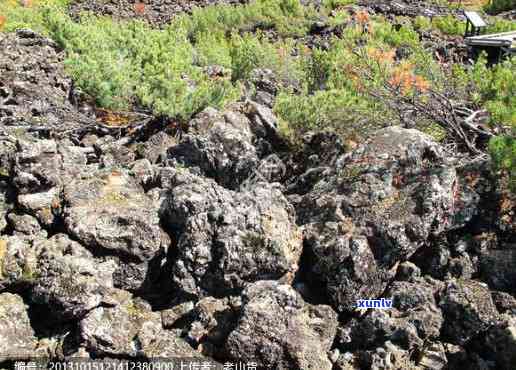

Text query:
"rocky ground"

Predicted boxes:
[[0, 9, 516, 370], [68, 0, 249, 27]]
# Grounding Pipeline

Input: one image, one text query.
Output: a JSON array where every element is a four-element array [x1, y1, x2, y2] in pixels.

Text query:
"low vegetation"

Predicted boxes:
[[0, 0, 514, 188], [484, 0, 515, 14]]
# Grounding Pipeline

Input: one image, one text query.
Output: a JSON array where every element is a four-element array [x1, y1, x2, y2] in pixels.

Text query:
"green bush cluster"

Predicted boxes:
[[484, 0, 515, 14], [1, 0, 515, 189], [176, 0, 318, 40], [489, 136, 516, 190], [432, 15, 466, 36], [453, 54, 516, 189]]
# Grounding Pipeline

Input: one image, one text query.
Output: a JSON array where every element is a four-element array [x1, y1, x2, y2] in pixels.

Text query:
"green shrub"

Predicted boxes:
[[301, 48, 333, 92], [486, 18, 516, 33], [484, 0, 515, 14], [413, 16, 432, 32], [229, 33, 278, 81], [489, 136, 516, 190], [372, 19, 420, 48], [322, 0, 356, 11], [432, 15, 466, 36], [274, 89, 388, 140]]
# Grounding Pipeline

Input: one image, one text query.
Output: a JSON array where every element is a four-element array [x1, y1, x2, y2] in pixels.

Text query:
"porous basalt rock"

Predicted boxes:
[[296, 127, 475, 313], [0, 293, 38, 360], [161, 170, 302, 298], [226, 281, 338, 370], [79, 291, 202, 358]]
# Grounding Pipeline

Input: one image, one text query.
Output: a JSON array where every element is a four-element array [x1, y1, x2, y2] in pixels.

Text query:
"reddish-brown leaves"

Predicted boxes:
[[134, 2, 145, 15], [388, 63, 430, 95], [19, 0, 33, 8]]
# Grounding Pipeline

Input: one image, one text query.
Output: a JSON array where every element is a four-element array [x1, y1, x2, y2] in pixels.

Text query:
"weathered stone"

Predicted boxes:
[[63, 169, 169, 262], [226, 281, 338, 370], [7, 213, 46, 238], [304, 222, 387, 313], [167, 106, 259, 189], [134, 131, 177, 164], [0, 181, 12, 233], [30, 234, 118, 320], [387, 278, 444, 340], [161, 301, 195, 329], [162, 171, 302, 297], [480, 248, 516, 294], [491, 291, 516, 315], [80, 291, 201, 358], [295, 127, 477, 314], [482, 316, 516, 370], [439, 279, 499, 345], [0, 30, 90, 131], [187, 296, 241, 356], [0, 293, 38, 360], [416, 342, 447, 370]]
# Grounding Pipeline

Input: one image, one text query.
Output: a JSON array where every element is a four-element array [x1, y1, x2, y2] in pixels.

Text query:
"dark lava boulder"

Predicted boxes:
[[0, 233, 118, 320], [0, 30, 89, 131], [167, 103, 287, 189], [439, 279, 499, 345], [167, 106, 260, 189], [226, 280, 338, 370], [62, 168, 170, 291], [161, 170, 302, 298], [296, 126, 476, 313], [0, 293, 38, 360], [79, 290, 202, 358]]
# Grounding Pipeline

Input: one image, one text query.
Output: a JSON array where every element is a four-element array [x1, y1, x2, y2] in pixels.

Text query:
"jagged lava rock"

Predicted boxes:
[[161, 170, 302, 298], [80, 290, 202, 358], [0, 293, 38, 360], [439, 279, 499, 345], [226, 281, 338, 370]]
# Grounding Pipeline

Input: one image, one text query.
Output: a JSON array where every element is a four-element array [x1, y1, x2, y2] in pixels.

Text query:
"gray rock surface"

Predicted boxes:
[[439, 279, 498, 345], [296, 126, 476, 313], [0, 293, 38, 360], [80, 290, 202, 358], [226, 281, 338, 370], [161, 171, 302, 297]]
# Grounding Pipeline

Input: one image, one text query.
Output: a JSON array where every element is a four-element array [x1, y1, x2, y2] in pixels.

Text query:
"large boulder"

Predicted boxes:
[[0, 181, 12, 233], [30, 234, 118, 320], [481, 316, 516, 370], [479, 248, 516, 295], [0, 30, 88, 130], [0, 233, 118, 320], [63, 169, 170, 291], [0, 293, 38, 360], [226, 281, 338, 370], [161, 170, 302, 298], [295, 127, 478, 313], [439, 279, 499, 345], [12, 136, 91, 227], [79, 290, 202, 358], [303, 222, 387, 313], [167, 106, 259, 189], [167, 103, 287, 189]]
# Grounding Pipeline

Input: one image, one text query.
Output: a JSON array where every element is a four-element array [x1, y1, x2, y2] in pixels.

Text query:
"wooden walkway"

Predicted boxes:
[[465, 30, 516, 48]]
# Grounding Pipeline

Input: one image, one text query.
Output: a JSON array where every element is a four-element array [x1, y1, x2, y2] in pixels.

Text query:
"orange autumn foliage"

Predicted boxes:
[[367, 48, 395, 65], [355, 10, 370, 25], [134, 2, 145, 15], [388, 63, 429, 95], [0, 15, 6, 30]]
